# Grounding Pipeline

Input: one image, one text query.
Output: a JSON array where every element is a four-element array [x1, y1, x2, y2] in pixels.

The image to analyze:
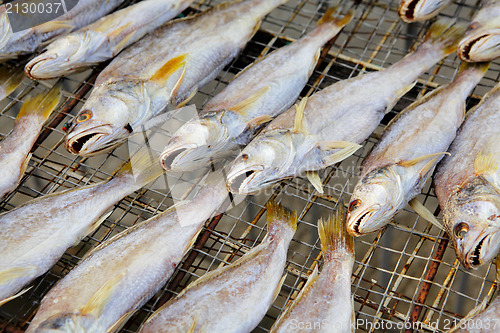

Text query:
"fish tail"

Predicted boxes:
[[458, 61, 490, 76], [423, 18, 468, 55], [0, 64, 24, 101], [16, 83, 62, 121], [316, 7, 353, 29], [266, 201, 297, 232], [120, 147, 165, 186], [318, 203, 354, 257]]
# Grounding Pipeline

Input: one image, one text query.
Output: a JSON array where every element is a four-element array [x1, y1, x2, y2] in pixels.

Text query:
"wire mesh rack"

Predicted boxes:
[[1, 0, 499, 332]]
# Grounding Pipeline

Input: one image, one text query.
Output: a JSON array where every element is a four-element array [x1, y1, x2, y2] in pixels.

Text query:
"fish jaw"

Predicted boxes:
[[226, 131, 296, 194], [160, 116, 229, 172], [347, 167, 404, 236], [26, 32, 109, 79], [65, 122, 126, 157], [399, 0, 452, 23], [458, 28, 500, 62]]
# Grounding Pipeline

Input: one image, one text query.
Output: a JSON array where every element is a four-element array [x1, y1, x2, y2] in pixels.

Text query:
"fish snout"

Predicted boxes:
[[65, 125, 114, 156], [346, 201, 383, 236], [226, 164, 264, 195], [25, 54, 59, 80], [159, 142, 200, 172]]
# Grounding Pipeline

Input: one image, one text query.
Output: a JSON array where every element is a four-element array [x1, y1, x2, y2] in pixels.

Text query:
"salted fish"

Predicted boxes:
[[399, 0, 453, 23]]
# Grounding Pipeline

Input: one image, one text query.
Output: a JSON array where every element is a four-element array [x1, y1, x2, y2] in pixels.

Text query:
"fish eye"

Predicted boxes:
[[349, 199, 362, 213], [75, 110, 93, 123], [454, 222, 469, 240], [235, 154, 249, 164]]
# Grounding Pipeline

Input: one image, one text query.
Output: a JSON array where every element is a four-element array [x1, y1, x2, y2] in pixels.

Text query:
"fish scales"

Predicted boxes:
[[160, 9, 352, 172], [27, 177, 228, 332], [65, 0, 288, 157]]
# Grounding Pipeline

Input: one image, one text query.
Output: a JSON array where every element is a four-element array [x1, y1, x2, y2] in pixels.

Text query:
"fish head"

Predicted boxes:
[[458, 28, 500, 62], [0, 9, 12, 50], [65, 80, 149, 157], [226, 130, 297, 195], [444, 178, 500, 269], [347, 167, 404, 236], [26, 31, 108, 79], [399, 0, 451, 22], [36, 313, 99, 333], [160, 112, 230, 172]]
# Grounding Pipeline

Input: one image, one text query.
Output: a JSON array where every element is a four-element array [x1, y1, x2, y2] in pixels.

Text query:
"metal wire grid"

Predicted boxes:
[[0, 0, 499, 332]]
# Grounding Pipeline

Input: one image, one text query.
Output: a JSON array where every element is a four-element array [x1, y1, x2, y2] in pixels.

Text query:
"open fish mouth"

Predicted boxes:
[[466, 236, 487, 269], [65, 125, 117, 156], [458, 30, 500, 62], [347, 210, 374, 236], [159, 144, 199, 171], [398, 0, 419, 22], [25, 55, 62, 80], [226, 165, 265, 194]]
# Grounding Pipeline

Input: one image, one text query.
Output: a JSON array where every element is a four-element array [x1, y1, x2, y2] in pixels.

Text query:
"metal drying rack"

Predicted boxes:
[[1, 0, 499, 332]]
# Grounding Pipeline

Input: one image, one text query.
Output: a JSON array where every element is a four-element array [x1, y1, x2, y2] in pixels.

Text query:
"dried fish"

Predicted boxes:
[[226, 18, 467, 195], [346, 62, 488, 236], [399, 0, 453, 23], [64, 0, 288, 157], [25, 0, 194, 79], [139, 201, 297, 333], [159, 8, 353, 172]]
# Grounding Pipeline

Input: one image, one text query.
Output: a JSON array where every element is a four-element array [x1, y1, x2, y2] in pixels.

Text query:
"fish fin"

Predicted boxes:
[[458, 61, 491, 75], [317, 7, 354, 27], [187, 225, 204, 250], [293, 97, 308, 134], [398, 152, 451, 168], [122, 147, 165, 186], [16, 83, 62, 120], [474, 152, 497, 176], [247, 115, 273, 128], [318, 141, 362, 166], [81, 273, 124, 316], [187, 316, 198, 333], [0, 265, 37, 285], [418, 156, 441, 179], [318, 204, 354, 255], [113, 33, 135, 53], [170, 63, 187, 101], [423, 18, 468, 55], [107, 309, 136, 333], [35, 20, 74, 34], [108, 22, 133, 39], [386, 82, 416, 113], [408, 198, 444, 230], [306, 170, 324, 194], [177, 86, 198, 108], [151, 54, 187, 85], [272, 274, 286, 302], [230, 86, 270, 114], [266, 201, 297, 231], [0, 65, 24, 101], [20, 152, 32, 176], [85, 211, 113, 240], [0, 286, 32, 306]]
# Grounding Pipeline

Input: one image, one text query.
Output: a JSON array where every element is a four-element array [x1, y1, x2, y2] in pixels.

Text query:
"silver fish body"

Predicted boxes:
[[435, 83, 500, 269], [226, 18, 467, 195], [271, 205, 355, 333], [0, 0, 125, 61], [64, 0, 288, 157], [25, 0, 194, 79], [159, 9, 352, 172], [458, 0, 500, 62], [451, 296, 500, 333], [27, 177, 228, 333], [139, 202, 297, 333], [0, 153, 163, 305], [0, 85, 61, 199], [346, 63, 487, 236], [399, 0, 453, 23]]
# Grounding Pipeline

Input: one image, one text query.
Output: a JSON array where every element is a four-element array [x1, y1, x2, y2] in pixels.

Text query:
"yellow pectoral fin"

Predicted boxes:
[[398, 152, 450, 168], [35, 20, 74, 34], [108, 22, 133, 39], [272, 274, 287, 302], [0, 286, 32, 306], [81, 273, 124, 316], [230, 86, 270, 114], [113, 33, 135, 53], [151, 54, 187, 86], [474, 152, 498, 176], [408, 198, 444, 230], [318, 141, 362, 166], [17, 83, 62, 120], [0, 265, 37, 284], [108, 309, 136, 333], [247, 115, 273, 128], [306, 170, 324, 194], [293, 97, 308, 134]]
